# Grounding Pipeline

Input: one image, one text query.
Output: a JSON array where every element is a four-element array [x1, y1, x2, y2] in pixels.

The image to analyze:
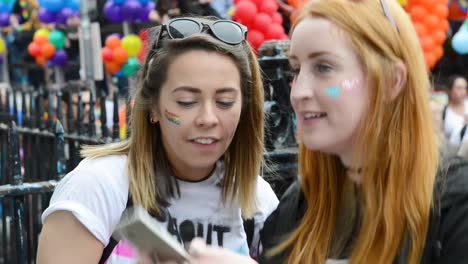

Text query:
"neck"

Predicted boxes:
[[171, 164, 215, 182], [339, 151, 362, 184]]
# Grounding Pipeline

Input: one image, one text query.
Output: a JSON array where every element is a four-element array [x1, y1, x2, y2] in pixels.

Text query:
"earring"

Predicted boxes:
[[150, 117, 156, 124]]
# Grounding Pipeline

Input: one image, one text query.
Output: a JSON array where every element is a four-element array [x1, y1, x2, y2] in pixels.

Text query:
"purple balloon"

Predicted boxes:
[[0, 55, 4, 65], [38, 8, 57, 24], [122, 0, 142, 22], [139, 2, 155, 22], [0, 12, 9, 27], [104, 1, 123, 23], [56, 7, 73, 25], [51, 50, 68, 67]]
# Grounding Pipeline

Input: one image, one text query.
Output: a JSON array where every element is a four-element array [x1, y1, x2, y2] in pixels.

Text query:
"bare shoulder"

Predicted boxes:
[[37, 211, 104, 264]]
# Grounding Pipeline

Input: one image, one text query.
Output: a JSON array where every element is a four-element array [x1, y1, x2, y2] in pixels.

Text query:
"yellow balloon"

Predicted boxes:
[[227, 7, 235, 18], [122, 35, 142, 57], [397, 0, 407, 6], [0, 38, 4, 54], [35, 28, 50, 38]]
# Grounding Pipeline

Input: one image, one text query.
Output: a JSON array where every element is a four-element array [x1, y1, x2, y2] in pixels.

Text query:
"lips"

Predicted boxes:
[[303, 112, 327, 120], [190, 137, 219, 145]]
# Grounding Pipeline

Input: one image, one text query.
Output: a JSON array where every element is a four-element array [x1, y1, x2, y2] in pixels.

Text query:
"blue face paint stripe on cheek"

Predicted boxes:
[[325, 85, 341, 100]]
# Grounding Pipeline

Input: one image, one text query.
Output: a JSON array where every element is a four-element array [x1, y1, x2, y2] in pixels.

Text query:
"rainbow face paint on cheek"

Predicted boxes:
[[325, 85, 341, 100], [164, 110, 181, 125], [341, 79, 360, 92]]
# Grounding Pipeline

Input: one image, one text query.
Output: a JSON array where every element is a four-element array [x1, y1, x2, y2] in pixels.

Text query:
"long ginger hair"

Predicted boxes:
[[275, 0, 439, 263]]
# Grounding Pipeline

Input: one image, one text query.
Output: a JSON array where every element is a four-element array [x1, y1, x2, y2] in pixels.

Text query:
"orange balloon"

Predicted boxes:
[[441, 19, 449, 32], [106, 36, 121, 50], [105, 62, 121, 74], [424, 14, 440, 30], [41, 42, 56, 59], [33, 35, 48, 46], [420, 36, 435, 52], [413, 22, 428, 38], [421, 0, 438, 9], [434, 46, 444, 60], [410, 6, 428, 22], [424, 52, 436, 69], [434, 4, 449, 18], [432, 30, 446, 45], [112, 47, 129, 65], [35, 56, 46, 67]]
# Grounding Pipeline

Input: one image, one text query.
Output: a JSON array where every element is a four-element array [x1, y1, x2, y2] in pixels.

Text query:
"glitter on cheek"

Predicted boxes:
[[325, 85, 341, 100], [341, 79, 360, 92]]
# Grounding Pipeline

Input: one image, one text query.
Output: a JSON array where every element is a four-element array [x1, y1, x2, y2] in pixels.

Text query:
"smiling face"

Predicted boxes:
[[155, 50, 242, 181], [289, 16, 369, 161]]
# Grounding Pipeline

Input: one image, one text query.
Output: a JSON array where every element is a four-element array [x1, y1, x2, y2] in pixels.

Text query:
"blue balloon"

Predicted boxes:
[[66, 0, 80, 12], [113, 0, 126, 6], [452, 27, 468, 55], [138, 0, 150, 5], [0, 1, 14, 13], [39, 0, 65, 13]]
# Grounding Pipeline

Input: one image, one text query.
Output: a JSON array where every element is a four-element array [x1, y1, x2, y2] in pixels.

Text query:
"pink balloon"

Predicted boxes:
[[260, 0, 278, 15], [272, 12, 283, 24], [247, 29, 265, 50], [253, 13, 273, 34], [235, 1, 258, 25], [266, 23, 284, 40]]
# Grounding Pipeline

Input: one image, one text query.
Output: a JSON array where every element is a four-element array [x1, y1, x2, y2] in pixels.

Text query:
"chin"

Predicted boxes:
[[302, 137, 341, 154]]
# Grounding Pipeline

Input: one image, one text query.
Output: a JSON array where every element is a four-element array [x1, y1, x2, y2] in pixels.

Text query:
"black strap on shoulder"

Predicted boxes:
[[99, 196, 134, 264], [442, 105, 448, 121], [460, 125, 467, 142], [243, 218, 255, 249]]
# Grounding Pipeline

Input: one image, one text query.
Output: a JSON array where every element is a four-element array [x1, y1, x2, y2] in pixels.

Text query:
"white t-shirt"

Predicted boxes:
[[41, 155, 279, 264], [444, 101, 468, 145]]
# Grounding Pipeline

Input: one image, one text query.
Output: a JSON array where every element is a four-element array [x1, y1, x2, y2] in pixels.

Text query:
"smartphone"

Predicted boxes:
[[113, 206, 191, 262]]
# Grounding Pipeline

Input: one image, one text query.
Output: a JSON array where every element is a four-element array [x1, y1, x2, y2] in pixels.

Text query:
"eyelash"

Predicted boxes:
[[176, 101, 235, 108], [288, 63, 333, 79]]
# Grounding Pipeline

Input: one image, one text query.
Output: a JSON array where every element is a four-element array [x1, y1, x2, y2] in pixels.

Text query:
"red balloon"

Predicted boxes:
[[250, 0, 263, 8], [234, 1, 258, 25], [260, 0, 278, 15], [266, 23, 284, 40], [272, 12, 283, 24], [280, 34, 289, 40], [28, 43, 41, 57], [101, 47, 114, 63], [253, 13, 273, 34], [247, 29, 265, 50]]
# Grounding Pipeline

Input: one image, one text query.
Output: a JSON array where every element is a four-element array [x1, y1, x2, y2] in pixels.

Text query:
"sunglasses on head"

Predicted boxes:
[[154, 18, 248, 49], [379, 0, 398, 33]]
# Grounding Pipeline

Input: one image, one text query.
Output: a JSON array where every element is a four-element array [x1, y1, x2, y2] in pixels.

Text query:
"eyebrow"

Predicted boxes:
[[289, 51, 336, 61], [171, 86, 239, 94]]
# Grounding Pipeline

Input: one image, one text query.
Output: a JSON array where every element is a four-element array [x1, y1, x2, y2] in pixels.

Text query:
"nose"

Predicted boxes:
[[195, 103, 219, 128], [290, 70, 315, 105]]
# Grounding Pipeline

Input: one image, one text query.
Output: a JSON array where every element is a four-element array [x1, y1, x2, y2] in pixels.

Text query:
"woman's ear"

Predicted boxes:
[[388, 61, 408, 101], [150, 110, 159, 124]]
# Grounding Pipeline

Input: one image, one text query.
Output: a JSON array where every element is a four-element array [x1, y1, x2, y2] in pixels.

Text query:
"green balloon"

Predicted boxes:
[[48, 30, 66, 50], [122, 57, 141, 77]]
